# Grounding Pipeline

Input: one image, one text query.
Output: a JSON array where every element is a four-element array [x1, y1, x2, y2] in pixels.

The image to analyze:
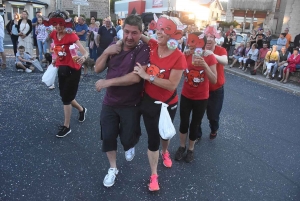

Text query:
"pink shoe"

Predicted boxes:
[[161, 150, 172, 168]]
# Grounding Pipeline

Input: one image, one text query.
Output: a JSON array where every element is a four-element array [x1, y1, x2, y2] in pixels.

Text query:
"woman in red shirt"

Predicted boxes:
[[175, 33, 217, 163], [45, 11, 89, 138], [133, 14, 187, 191], [281, 48, 300, 83]]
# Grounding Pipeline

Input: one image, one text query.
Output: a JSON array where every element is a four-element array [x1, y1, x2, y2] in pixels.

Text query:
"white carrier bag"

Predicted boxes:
[[42, 64, 58, 86], [154, 101, 176, 140]]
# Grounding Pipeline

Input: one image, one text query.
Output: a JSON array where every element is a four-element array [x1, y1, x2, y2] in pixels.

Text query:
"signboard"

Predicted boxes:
[[152, 0, 163, 8], [72, 0, 89, 6]]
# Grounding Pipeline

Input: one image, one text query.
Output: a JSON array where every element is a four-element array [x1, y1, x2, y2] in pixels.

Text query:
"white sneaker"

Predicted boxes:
[[263, 71, 267, 76], [103, 168, 119, 187], [17, 69, 24, 72], [48, 84, 55, 89], [25, 68, 32, 73], [125, 147, 135, 161]]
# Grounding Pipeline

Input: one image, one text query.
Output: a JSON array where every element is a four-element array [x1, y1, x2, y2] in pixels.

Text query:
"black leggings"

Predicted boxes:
[[11, 34, 19, 56], [141, 94, 177, 152], [179, 95, 208, 141]]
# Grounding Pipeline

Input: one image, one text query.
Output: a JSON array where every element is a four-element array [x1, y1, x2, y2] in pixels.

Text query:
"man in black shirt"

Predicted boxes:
[[256, 29, 265, 49], [294, 33, 300, 48], [96, 17, 117, 57]]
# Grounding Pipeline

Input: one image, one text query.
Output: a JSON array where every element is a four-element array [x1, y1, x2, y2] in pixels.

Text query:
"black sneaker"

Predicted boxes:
[[210, 132, 217, 140], [175, 146, 186, 161], [56, 126, 71, 138], [78, 106, 87, 122], [185, 150, 194, 163]]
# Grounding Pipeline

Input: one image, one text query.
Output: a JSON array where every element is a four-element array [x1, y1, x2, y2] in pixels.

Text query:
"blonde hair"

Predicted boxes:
[[95, 21, 100, 27], [159, 15, 183, 26]]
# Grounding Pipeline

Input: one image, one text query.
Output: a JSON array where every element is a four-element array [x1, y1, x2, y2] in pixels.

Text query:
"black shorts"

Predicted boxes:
[[33, 36, 37, 47], [15, 62, 31, 69], [100, 104, 141, 152], [58, 66, 81, 104], [140, 93, 177, 151]]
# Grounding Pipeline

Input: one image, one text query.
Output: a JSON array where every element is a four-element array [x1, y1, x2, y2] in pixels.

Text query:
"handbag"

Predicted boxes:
[[42, 64, 58, 86]]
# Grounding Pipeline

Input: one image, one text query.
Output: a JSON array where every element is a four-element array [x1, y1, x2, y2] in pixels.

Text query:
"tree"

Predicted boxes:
[[110, 0, 121, 12]]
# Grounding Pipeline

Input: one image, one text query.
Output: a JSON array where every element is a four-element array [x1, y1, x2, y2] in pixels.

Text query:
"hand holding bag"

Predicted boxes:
[[154, 101, 176, 140], [42, 64, 58, 86]]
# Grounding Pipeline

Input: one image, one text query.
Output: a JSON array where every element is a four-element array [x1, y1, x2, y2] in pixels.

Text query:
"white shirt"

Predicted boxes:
[[117, 29, 123, 40], [0, 15, 4, 38], [215, 37, 224, 46]]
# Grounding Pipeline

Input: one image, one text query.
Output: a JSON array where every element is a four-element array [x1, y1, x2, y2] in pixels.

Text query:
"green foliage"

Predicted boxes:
[[219, 20, 239, 28], [110, 0, 121, 11]]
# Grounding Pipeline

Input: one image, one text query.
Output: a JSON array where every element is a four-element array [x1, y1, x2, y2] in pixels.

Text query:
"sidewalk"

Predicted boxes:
[[224, 65, 300, 96]]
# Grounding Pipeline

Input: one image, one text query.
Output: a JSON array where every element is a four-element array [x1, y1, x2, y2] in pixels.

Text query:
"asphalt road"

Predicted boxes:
[[0, 64, 299, 201]]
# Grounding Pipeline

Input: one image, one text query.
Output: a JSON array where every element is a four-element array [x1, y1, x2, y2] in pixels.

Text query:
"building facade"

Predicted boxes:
[[115, 0, 223, 28], [226, 0, 300, 40], [1, 0, 109, 23]]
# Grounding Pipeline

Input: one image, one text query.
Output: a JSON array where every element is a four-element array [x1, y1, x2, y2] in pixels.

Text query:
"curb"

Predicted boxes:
[[224, 67, 300, 96]]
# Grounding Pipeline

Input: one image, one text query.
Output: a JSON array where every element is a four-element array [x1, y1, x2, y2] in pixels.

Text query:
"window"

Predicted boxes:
[[215, 2, 218, 8], [216, 13, 219, 20], [66, 10, 73, 15], [211, 11, 214, 18], [276, 0, 281, 10], [33, 7, 42, 16], [90, 11, 97, 19], [12, 7, 24, 15]]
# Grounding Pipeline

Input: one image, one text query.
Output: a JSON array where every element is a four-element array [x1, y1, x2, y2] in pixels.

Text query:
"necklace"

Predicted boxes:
[[158, 48, 167, 58], [57, 33, 65, 41]]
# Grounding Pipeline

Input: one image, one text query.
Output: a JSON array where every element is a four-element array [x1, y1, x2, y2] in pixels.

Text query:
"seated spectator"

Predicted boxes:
[[272, 46, 291, 80], [230, 42, 245, 68], [277, 33, 287, 51], [15, 45, 35, 73], [294, 32, 300, 48], [238, 42, 251, 69], [264, 45, 279, 79], [254, 42, 269, 71], [280, 48, 300, 83], [244, 43, 259, 72]]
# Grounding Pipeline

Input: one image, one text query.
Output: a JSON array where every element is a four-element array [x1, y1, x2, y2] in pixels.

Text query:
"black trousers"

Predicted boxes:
[[10, 34, 18, 56]]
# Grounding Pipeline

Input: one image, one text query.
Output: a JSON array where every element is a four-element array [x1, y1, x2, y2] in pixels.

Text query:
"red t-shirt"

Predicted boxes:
[[144, 39, 187, 105], [259, 48, 269, 59], [50, 30, 81, 70], [182, 54, 217, 100], [209, 46, 227, 91]]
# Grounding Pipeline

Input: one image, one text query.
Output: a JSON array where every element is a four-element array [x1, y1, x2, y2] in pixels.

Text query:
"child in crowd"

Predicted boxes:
[[15, 45, 35, 73], [36, 16, 48, 61]]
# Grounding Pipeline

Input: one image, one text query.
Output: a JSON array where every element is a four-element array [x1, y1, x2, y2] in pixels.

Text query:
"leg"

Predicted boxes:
[[207, 86, 224, 136], [106, 151, 117, 168], [230, 58, 237, 67], [37, 40, 43, 61], [16, 62, 27, 70], [43, 42, 48, 58], [34, 37, 39, 59], [71, 99, 84, 112], [148, 150, 159, 175], [63, 104, 72, 128], [179, 95, 193, 147], [272, 63, 279, 77], [284, 68, 290, 83]]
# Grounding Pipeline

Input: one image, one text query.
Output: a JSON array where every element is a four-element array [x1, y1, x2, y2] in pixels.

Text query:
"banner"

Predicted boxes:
[[153, 0, 163, 8]]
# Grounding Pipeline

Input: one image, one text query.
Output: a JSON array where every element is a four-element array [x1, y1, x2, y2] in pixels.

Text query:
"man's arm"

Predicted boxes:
[[76, 30, 86, 36], [94, 44, 121, 73]]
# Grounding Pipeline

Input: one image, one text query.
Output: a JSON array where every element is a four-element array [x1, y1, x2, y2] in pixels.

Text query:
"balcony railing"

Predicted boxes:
[[230, 0, 274, 11]]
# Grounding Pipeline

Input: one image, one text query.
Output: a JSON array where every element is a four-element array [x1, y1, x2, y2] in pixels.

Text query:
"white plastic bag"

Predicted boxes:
[[155, 101, 176, 140], [32, 59, 43, 72], [42, 64, 58, 86]]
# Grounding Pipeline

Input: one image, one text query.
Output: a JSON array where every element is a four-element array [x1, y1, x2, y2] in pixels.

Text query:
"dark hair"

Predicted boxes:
[[281, 33, 287, 37], [18, 45, 25, 50], [48, 10, 70, 20], [293, 48, 299, 52], [191, 32, 207, 48], [263, 42, 268, 45], [90, 16, 96, 20], [252, 43, 258, 48], [123, 15, 143, 32]]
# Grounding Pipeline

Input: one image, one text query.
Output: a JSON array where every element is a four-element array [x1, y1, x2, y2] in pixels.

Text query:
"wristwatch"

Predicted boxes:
[[149, 75, 155, 83]]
